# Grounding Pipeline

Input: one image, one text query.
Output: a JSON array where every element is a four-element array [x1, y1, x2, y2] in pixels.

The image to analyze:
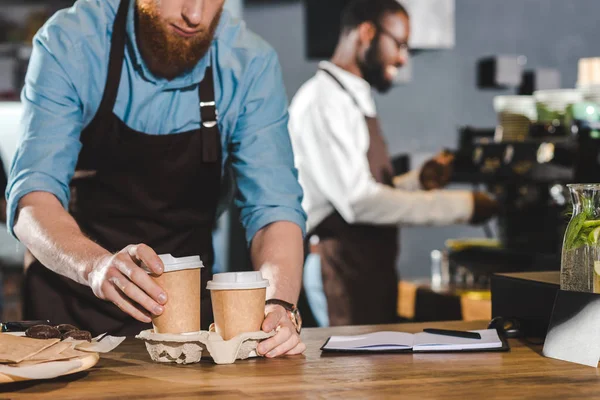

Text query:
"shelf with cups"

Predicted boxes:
[[492, 88, 600, 144]]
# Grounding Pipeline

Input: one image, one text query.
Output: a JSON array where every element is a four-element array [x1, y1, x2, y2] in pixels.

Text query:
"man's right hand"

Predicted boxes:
[[419, 151, 454, 191], [88, 244, 167, 323], [471, 192, 500, 225]]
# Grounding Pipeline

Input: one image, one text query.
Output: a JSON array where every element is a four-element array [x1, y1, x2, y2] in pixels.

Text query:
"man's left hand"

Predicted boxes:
[[256, 304, 305, 358]]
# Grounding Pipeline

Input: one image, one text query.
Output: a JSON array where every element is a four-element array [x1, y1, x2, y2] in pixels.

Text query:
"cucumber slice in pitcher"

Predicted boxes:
[[589, 227, 600, 244]]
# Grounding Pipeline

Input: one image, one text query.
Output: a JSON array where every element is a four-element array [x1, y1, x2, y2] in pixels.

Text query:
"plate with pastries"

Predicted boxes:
[[0, 321, 125, 383]]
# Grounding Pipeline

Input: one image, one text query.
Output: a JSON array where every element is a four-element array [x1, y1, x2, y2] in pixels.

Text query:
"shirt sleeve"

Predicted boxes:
[[5, 31, 84, 237], [393, 170, 421, 191], [352, 186, 474, 226], [303, 94, 474, 226], [229, 50, 307, 245]]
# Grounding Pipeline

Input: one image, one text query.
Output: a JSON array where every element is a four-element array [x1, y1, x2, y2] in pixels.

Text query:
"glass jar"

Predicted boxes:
[[561, 184, 600, 292]]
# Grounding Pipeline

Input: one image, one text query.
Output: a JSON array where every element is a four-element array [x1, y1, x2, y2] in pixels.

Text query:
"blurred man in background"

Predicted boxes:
[[289, 0, 499, 326]]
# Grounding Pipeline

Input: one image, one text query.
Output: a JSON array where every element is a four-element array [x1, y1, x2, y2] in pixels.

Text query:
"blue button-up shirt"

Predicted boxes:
[[6, 0, 306, 244]]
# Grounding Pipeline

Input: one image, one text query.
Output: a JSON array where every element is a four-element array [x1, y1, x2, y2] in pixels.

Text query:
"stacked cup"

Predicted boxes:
[[578, 57, 600, 106], [493, 95, 537, 141]]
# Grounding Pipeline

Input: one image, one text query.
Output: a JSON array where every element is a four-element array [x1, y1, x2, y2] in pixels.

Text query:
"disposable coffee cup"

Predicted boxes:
[[207, 272, 269, 341], [150, 254, 203, 334]]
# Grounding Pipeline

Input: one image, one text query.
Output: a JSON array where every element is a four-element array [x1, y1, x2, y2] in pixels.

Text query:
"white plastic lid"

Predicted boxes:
[[157, 254, 204, 273], [206, 271, 269, 290]]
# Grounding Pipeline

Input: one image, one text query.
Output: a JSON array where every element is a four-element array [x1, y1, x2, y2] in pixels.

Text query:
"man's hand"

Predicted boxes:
[[419, 151, 454, 190], [470, 192, 500, 225], [256, 304, 305, 358], [88, 244, 167, 323]]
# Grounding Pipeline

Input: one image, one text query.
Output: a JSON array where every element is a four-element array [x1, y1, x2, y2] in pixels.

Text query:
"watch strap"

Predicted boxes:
[[265, 299, 295, 312], [265, 299, 302, 334]]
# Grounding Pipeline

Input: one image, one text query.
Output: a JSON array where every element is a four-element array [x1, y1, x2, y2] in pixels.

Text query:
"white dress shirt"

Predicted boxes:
[[288, 61, 474, 232]]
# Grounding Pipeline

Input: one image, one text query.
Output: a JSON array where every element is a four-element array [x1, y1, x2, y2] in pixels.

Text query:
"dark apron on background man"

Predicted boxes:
[[312, 68, 399, 326], [23, 0, 221, 336]]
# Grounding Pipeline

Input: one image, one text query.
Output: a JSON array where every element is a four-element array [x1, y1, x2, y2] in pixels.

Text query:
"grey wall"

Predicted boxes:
[[243, 0, 600, 279]]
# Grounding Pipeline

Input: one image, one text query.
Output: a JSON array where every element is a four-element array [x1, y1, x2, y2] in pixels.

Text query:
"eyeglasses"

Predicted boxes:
[[375, 24, 410, 54]]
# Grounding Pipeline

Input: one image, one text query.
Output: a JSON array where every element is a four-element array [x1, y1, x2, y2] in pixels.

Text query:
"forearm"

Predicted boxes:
[[250, 221, 304, 304], [393, 170, 421, 191], [351, 185, 474, 226], [14, 191, 109, 285]]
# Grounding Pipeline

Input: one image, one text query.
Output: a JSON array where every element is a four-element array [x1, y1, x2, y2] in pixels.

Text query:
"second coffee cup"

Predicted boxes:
[[207, 272, 269, 341]]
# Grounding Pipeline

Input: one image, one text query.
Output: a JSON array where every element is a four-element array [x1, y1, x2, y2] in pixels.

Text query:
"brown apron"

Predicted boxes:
[[23, 0, 221, 336], [314, 68, 399, 326]]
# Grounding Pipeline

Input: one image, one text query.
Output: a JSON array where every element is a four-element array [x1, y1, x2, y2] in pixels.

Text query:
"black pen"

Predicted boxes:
[[423, 328, 482, 340]]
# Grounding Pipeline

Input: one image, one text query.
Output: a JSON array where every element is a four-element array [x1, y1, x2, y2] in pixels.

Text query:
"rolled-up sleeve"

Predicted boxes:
[[5, 30, 83, 237], [229, 50, 307, 244]]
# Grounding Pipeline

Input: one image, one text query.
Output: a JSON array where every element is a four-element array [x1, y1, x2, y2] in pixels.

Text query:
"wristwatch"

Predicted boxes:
[[265, 299, 302, 334]]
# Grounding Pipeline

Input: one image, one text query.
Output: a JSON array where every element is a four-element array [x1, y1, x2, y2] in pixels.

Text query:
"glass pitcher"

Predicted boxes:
[[561, 184, 600, 292]]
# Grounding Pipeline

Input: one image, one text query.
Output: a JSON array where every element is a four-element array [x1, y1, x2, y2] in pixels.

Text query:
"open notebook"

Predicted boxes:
[[321, 329, 508, 353]]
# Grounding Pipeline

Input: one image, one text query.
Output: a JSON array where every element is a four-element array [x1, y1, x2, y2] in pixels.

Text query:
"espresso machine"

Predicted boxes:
[[447, 125, 575, 287], [447, 97, 600, 286]]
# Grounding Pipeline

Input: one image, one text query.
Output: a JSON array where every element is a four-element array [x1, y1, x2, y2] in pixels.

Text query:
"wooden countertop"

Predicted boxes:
[[3, 320, 600, 399]]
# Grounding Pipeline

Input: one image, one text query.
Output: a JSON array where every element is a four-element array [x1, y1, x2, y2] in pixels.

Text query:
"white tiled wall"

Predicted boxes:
[[0, 102, 25, 266], [0, 102, 22, 171]]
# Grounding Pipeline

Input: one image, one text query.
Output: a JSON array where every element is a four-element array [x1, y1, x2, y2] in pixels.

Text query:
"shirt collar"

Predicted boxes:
[[318, 61, 376, 117], [125, 0, 227, 89]]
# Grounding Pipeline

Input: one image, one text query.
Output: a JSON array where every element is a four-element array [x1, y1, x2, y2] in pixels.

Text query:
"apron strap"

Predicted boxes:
[[199, 67, 220, 163], [318, 67, 363, 113], [94, 0, 129, 121]]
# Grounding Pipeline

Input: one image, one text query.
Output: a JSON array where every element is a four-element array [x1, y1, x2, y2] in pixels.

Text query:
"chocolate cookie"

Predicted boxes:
[[25, 325, 61, 340], [55, 324, 79, 334], [62, 330, 92, 342]]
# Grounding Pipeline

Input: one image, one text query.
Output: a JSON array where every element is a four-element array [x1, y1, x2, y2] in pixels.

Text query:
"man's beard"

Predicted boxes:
[[136, 4, 222, 81], [358, 34, 393, 93]]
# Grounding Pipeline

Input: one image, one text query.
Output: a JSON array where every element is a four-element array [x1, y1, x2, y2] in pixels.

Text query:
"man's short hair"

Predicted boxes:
[[341, 0, 409, 33]]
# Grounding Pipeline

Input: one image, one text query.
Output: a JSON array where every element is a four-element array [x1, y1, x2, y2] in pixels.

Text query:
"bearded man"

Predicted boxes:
[[7, 0, 306, 358]]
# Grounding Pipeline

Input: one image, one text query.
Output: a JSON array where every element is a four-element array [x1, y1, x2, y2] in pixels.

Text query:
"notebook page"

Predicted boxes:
[[412, 329, 503, 351], [323, 331, 414, 351]]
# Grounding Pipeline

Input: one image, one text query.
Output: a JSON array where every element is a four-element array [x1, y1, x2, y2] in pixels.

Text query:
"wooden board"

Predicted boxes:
[[0, 352, 99, 384]]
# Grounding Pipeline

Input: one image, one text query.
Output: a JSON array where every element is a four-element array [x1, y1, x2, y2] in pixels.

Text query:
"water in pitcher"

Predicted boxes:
[[560, 184, 600, 294], [561, 246, 593, 292]]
